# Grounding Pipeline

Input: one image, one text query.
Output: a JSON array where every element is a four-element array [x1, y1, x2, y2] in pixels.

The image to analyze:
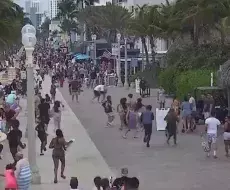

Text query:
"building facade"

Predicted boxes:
[[31, 0, 40, 12], [116, 0, 169, 53], [25, 0, 31, 14], [30, 7, 37, 28], [36, 13, 43, 29], [49, 0, 60, 19]]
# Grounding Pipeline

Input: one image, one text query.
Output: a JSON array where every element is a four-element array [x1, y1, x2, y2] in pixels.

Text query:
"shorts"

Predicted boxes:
[[182, 114, 191, 120], [72, 91, 79, 96], [223, 132, 230, 140], [94, 90, 100, 97], [207, 133, 217, 144]]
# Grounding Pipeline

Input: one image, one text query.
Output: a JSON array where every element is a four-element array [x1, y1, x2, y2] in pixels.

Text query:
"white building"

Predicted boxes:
[[31, 0, 40, 12], [25, 0, 31, 14], [117, 0, 170, 53], [49, 0, 60, 19]]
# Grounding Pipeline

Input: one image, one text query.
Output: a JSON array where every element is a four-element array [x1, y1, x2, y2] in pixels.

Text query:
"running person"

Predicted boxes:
[[205, 111, 221, 158], [92, 84, 105, 102]]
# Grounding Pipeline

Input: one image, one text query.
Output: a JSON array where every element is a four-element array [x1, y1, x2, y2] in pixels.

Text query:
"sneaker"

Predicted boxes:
[[44, 147, 47, 151], [40, 153, 44, 156], [213, 155, 218, 159], [146, 143, 150, 148], [122, 135, 127, 139]]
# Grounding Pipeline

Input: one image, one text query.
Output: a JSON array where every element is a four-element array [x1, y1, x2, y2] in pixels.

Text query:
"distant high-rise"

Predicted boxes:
[[31, 0, 40, 13], [25, 0, 31, 14], [49, 0, 60, 19]]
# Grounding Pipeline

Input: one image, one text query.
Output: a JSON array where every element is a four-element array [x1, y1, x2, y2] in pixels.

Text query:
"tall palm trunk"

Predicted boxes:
[[149, 36, 156, 65], [149, 36, 157, 83], [193, 18, 199, 46], [141, 36, 149, 66], [220, 27, 226, 46]]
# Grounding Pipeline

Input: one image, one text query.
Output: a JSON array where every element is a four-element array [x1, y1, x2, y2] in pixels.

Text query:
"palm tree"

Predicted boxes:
[[57, 0, 80, 39], [129, 5, 150, 66], [79, 3, 132, 42], [0, 0, 24, 46]]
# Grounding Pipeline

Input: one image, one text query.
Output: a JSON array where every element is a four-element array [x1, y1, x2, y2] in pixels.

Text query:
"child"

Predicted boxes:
[[35, 120, 47, 156], [0, 164, 17, 190], [70, 177, 79, 190], [45, 94, 51, 105], [140, 105, 154, 147]]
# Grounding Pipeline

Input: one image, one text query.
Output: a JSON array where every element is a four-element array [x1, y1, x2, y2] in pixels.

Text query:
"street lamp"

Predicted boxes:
[[116, 33, 122, 87], [91, 34, 97, 66], [21, 25, 41, 185], [124, 37, 129, 89], [21, 24, 36, 36]]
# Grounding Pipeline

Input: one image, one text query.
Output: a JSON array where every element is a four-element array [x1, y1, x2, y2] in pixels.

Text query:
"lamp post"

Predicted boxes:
[[91, 34, 97, 66], [124, 37, 129, 89], [116, 33, 122, 87], [21, 25, 41, 184]]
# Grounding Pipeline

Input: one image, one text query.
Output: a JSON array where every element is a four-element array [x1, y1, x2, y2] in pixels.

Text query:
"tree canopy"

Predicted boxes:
[[0, 0, 25, 47]]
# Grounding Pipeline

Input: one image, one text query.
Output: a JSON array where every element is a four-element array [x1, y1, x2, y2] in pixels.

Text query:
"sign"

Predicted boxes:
[[20, 71, 26, 79], [156, 108, 169, 131], [112, 43, 119, 55], [8, 67, 16, 82], [131, 58, 138, 67], [135, 79, 140, 93], [60, 46, 68, 53]]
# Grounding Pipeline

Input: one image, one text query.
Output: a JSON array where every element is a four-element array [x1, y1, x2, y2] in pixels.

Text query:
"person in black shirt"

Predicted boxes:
[[7, 119, 25, 161], [45, 94, 52, 105], [35, 120, 47, 156], [4, 104, 18, 132], [10, 79, 17, 92], [102, 95, 114, 127], [90, 70, 97, 88], [38, 98, 50, 129]]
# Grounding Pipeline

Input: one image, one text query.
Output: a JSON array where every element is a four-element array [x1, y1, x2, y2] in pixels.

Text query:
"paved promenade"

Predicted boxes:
[[0, 75, 113, 190], [1, 76, 230, 190], [58, 80, 230, 190]]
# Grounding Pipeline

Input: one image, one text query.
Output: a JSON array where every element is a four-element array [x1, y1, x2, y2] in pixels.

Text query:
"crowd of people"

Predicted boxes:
[[0, 44, 143, 190], [1, 41, 230, 189]]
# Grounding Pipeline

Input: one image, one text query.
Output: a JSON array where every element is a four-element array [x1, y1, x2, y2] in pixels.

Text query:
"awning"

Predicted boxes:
[[74, 53, 90, 60]]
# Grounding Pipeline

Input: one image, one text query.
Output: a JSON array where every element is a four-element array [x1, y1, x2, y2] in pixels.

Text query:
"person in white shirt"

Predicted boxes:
[[37, 74, 43, 89], [188, 93, 196, 131], [205, 111, 221, 158], [92, 84, 105, 102]]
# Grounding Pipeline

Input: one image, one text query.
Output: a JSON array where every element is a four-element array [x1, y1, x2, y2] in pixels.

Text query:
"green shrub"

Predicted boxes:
[[158, 67, 178, 95], [166, 44, 230, 71], [158, 68, 217, 99], [175, 69, 216, 99]]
